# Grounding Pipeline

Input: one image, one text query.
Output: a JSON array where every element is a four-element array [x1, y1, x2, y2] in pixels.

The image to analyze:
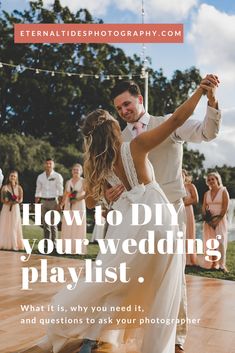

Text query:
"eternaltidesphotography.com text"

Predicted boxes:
[[20, 204, 222, 290]]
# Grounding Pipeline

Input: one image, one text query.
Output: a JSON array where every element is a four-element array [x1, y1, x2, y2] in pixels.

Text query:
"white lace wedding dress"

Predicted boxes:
[[46, 142, 183, 353]]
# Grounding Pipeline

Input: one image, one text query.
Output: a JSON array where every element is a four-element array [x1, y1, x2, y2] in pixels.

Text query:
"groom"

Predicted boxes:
[[107, 75, 221, 353]]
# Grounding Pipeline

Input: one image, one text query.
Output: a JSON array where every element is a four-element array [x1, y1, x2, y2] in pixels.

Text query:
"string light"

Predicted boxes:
[[0, 61, 145, 80]]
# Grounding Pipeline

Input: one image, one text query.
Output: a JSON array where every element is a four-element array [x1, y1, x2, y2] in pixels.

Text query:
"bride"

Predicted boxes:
[[35, 84, 204, 353]]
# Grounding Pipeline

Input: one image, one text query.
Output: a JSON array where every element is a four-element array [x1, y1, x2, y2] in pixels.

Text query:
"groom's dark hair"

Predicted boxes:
[[111, 80, 142, 100]]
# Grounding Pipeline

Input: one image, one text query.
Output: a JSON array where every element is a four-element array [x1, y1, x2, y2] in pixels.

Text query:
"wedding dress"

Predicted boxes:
[[61, 178, 87, 254], [0, 185, 24, 250], [45, 142, 182, 353]]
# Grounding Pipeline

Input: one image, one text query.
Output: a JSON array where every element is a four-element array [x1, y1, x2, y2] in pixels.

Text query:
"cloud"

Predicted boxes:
[[188, 4, 235, 84], [38, 0, 111, 16], [188, 108, 235, 167], [115, 0, 198, 21], [221, 108, 235, 127], [37, 0, 198, 20], [62, 0, 111, 16]]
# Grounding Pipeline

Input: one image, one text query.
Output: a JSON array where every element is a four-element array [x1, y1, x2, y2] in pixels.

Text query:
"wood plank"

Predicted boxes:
[[0, 251, 234, 353]]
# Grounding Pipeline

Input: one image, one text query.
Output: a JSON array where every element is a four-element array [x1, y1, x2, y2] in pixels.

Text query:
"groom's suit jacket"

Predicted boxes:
[[122, 106, 221, 203]]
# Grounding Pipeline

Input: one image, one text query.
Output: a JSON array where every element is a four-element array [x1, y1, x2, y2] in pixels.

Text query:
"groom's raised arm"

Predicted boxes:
[[172, 106, 221, 143], [172, 74, 221, 143]]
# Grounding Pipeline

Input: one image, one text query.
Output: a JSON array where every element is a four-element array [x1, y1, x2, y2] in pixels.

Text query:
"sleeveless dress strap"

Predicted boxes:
[[106, 173, 122, 187], [120, 142, 139, 188]]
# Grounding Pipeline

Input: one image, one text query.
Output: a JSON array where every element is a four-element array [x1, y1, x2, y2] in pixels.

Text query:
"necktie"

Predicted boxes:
[[133, 121, 144, 136]]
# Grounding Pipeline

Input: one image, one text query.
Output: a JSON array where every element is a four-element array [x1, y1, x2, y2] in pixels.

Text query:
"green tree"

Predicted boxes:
[[1, 0, 223, 205], [0, 0, 202, 147], [148, 67, 201, 115], [183, 144, 205, 177], [0, 133, 83, 201], [0, 1, 142, 146]]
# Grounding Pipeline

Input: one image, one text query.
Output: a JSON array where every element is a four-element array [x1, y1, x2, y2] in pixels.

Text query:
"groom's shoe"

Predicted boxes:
[[175, 344, 185, 353], [78, 339, 98, 353]]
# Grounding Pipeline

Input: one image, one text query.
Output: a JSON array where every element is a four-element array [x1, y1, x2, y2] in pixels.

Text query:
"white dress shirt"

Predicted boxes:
[[35, 171, 63, 198], [127, 106, 221, 142], [127, 112, 150, 137], [0, 169, 3, 188]]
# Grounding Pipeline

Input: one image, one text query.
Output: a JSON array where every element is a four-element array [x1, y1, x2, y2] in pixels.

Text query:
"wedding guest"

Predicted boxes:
[[0, 168, 3, 188], [61, 163, 87, 254], [182, 169, 199, 266], [35, 158, 63, 248], [34, 82, 205, 353], [108, 75, 221, 352], [0, 170, 24, 251], [202, 172, 229, 272]]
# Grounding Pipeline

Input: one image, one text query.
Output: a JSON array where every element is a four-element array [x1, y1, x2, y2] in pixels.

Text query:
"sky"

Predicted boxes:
[[1, 0, 235, 168]]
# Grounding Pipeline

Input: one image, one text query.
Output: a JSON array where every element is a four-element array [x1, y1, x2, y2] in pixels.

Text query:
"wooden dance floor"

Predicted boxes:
[[0, 251, 234, 353]]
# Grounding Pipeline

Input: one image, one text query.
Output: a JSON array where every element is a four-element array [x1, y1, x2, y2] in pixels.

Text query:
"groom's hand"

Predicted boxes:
[[200, 74, 219, 109], [105, 184, 125, 203]]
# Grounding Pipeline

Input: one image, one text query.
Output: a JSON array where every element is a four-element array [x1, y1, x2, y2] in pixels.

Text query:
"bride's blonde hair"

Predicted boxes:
[[82, 109, 121, 201]]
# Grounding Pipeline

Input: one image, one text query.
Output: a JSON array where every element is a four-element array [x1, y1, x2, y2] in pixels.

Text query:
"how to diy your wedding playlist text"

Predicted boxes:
[[20, 203, 222, 290]]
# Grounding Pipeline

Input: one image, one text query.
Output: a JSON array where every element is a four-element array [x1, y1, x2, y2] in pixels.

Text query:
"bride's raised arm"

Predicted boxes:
[[132, 84, 205, 154]]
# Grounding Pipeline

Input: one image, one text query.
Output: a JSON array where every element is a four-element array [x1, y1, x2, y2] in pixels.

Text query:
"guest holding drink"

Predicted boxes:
[[202, 172, 229, 272], [61, 163, 87, 254], [182, 169, 198, 266], [0, 170, 24, 251]]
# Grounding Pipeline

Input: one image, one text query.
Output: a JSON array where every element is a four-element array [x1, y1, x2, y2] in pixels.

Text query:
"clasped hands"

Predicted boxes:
[[200, 74, 220, 109]]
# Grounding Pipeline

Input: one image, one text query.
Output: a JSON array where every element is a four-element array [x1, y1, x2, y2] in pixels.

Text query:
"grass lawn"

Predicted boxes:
[[22, 225, 235, 281], [185, 241, 235, 281]]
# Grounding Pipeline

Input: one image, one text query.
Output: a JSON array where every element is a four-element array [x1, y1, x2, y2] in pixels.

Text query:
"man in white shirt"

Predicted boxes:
[[0, 168, 3, 188], [108, 75, 221, 353], [35, 158, 63, 247]]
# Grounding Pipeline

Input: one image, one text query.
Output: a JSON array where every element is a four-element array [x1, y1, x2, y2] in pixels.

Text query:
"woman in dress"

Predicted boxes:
[[182, 169, 199, 266], [202, 172, 229, 272], [36, 84, 205, 353], [61, 163, 87, 254], [0, 170, 24, 251]]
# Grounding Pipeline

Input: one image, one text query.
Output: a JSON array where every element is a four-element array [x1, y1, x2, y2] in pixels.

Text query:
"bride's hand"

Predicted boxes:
[[105, 184, 125, 202]]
